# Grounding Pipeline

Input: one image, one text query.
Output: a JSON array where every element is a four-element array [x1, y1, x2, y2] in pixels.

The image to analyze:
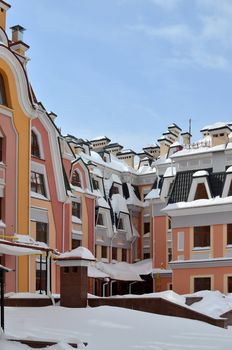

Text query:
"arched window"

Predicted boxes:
[[0, 74, 7, 106], [71, 171, 82, 188], [31, 130, 40, 158]]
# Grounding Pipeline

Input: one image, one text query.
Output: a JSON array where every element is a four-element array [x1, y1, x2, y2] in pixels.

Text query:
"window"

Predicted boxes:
[[0, 197, 3, 220], [92, 178, 99, 190], [36, 263, 46, 292], [72, 202, 81, 218], [0, 74, 7, 106], [71, 171, 81, 188], [194, 277, 211, 292], [112, 247, 117, 260], [194, 226, 210, 247], [144, 222, 150, 233], [168, 218, 171, 230], [0, 136, 3, 162], [143, 252, 150, 259], [97, 213, 104, 226], [101, 246, 107, 258], [36, 222, 48, 243], [177, 232, 184, 251], [72, 239, 81, 249], [122, 248, 127, 262], [194, 183, 208, 200], [31, 130, 40, 158], [168, 247, 172, 262], [112, 186, 119, 194], [31, 171, 46, 196], [227, 224, 232, 245], [228, 277, 232, 293], [118, 218, 124, 230]]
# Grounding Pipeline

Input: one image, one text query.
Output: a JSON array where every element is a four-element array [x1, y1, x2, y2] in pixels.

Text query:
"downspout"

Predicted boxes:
[[62, 197, 70, 253]]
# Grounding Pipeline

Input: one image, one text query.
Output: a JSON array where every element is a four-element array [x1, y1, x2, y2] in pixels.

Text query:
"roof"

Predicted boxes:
[[104, 142, 123, 150], [90, 136, 111, 143], [168, 169, 226, 204], [168, 123, 182, 131]]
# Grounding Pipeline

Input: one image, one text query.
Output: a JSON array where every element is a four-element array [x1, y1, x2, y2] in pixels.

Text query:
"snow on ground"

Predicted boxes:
[[4, 305, 232, 350]]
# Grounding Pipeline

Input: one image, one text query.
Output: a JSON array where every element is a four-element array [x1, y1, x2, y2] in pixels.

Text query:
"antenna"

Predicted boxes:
[[189, 118, 192, 146]]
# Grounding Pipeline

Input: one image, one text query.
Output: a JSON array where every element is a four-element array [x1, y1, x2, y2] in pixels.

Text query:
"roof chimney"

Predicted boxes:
[[10, 25, 29, 57], [0, 0, 11, 31], [10, 24, 26, 42]]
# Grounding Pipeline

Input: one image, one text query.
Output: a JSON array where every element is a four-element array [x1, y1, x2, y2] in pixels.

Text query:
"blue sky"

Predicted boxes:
[[6, 0, 232, 151]]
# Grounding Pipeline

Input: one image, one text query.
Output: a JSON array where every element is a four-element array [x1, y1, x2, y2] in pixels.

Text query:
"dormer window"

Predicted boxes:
[[112, 185, 119, 195], [194, 183, 209, 200], [71, 171, 82, 188], [97, 213, 104, 226], [92, 178, 99, 190], [0, 74, 7, 106], [188, 171, 211, 201], [31, 130, 40, 158], [118, 218, 124, 230]]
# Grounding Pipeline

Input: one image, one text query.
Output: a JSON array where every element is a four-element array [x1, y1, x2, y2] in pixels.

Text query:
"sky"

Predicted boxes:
[[6, 0, 232, 151]]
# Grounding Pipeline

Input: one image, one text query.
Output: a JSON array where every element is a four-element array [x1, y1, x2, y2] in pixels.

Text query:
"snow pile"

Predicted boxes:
[[58, 246, 95, 260], [5, 292, 49, 299], [5, 305, 232, 350], [186, 290, 232, 318]]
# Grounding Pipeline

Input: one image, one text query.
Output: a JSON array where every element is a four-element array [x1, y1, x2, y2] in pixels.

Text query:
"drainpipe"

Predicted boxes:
[[62, 197, 70, 253], [129, 281, 137, 295], [102, 278, 109, 297], [110, 280, 117, 296]]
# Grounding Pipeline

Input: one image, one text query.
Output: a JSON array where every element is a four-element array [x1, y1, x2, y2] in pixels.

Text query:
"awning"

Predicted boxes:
[[0, 240, 42, 256]]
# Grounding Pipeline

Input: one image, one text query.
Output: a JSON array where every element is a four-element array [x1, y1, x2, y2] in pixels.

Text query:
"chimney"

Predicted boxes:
[[0, 0, 10, 31], [10, 25, 29, 57], [157, 137, 172, 156], [181, 132, 191, 146], [117, 149, 136, 168], [10, 24, 25, 42]]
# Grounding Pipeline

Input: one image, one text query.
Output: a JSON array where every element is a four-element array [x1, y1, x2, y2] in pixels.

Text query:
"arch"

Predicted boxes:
[[0, 28, 8, 46], [0, 45, 37, 118]]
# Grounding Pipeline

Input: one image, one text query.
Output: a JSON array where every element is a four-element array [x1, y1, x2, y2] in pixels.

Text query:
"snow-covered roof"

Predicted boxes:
[[193, 170, 209, 177], [164, 196, 232, 211], [111, 193, 129, 214], [163, 166, 176, 178], [95, 261, 143, 281], [201, 122, 231, 131], [90, 166, 103, 177], [58, 246, 95, 261], [97, 196, 110, 209], [126, 183, 145, 207], [145, 188, 160, 200]]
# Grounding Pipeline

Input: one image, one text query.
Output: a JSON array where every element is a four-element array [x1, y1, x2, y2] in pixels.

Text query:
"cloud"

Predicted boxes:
[[127, 0, 232, 71], [150, 0, 181, 10], [128, 23, 191, 42]]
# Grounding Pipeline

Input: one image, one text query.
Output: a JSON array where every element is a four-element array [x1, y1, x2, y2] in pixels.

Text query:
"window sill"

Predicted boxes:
[[0, 220, 6, 228], [31, 191, 49, 201], [192, 247, 210, 251], [226, 244, 232, 249]]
